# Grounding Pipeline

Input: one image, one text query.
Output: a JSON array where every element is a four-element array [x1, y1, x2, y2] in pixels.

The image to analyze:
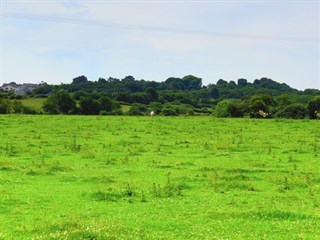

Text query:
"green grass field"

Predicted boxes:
[[18, 98, 46, 112], [0, 115, 319, 239]]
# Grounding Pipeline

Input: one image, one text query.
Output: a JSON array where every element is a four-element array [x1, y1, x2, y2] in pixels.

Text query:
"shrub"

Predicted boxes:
[[215, 100, 246, 118], [276, 103, 308, 119], [127, 103, 148, 116], [307, 96, 320, 119]]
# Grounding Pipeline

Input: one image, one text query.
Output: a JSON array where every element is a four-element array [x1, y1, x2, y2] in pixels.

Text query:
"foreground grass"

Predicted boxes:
[[0, 115, 319, 239]]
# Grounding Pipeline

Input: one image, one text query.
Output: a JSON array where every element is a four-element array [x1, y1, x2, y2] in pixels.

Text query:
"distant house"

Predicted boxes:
[[1, 82, 19, 92], [1, 82, 42, 95]]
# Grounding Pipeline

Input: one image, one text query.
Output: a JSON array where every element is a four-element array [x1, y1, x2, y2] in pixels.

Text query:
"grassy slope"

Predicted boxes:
[[18, 98, 46, 112], [0, 116, 319, 239]]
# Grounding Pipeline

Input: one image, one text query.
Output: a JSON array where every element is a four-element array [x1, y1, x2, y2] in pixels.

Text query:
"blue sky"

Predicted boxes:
[[1, 0, 319, 90]]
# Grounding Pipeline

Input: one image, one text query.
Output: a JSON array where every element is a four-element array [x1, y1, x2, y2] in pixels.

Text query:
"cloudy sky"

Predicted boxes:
[[1, 0, 319, 90]]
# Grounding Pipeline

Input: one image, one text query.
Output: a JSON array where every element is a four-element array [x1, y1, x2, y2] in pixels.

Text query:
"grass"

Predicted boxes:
[[18, 98, 46, 112], [120, 104, 131, 113], [0, 115, 319, 239]]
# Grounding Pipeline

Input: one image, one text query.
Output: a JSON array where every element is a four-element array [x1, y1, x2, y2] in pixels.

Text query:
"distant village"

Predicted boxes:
[[0, 82, 43, 95]]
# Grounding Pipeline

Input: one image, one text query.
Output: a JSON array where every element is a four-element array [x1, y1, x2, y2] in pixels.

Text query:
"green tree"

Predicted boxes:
[[79, 96, 101, 115], [209, 87, 220, 99], [43, 95, 59, 114], [307, 96, 320, 119], [73, 91, 89, 101], [217, 79, 228, 86], [149, 102, 163, 114], [72, 75, 88, 84], [182, 75, 202, 90], [215, 100, 230, 117], [12, 100, 23, 113], [227, 100, 246, 118], [43, 90, 76, 114], [250, 94, 274, 106], [127, 103, 147, 116], [276, 103, 308, 119], [145, 87, 159, 102], [237, 78, 248, 87], [122, 75, 135, 82], [250, 94, 274, 112], [99, 96, 114, 112], [98, 78, 107, 83], [275, 94, 295, 108], [250, 99, 268, 112], [215, 100, 246, 118], [55, 90, 76, 114], [161, 104, 178, 116], [0, 98, 12, 114]]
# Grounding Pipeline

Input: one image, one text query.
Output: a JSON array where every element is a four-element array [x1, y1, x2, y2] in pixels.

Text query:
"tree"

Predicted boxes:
[[227, 100, 246, 117], [108, 77, 120, 82], [127, 103, 147, 116], [99, 96, 114, 112], [145, 87, 159, 102], [43, 95, 59, 114], [72, 75, 88, 84], [149, 102, 163, 114], [79, 96, 101, 115], [182, 75, 202, 90], [275, 94, 295, 108], [276, 103, 308, 119], [131, 92, 150, 104], [253, 79, 260, 85], [250, 94, 274, 112], [307, 96, 320, 119], [0, 98, 12, 114], [215, 100, 230, 117], [98, 78, 107, 83], [33, 84, 54, 95], [250, 99, 268, 113], [210, 87, 220, 99], [217, 79, 228, 86], [73, 91, 89, 100], [55, 90, 76, 114], [12, 100, 23, 113], [165, 77, 184, 90], [250, 94, 274, 106], [215, 100, 246, 118], [43, 90, 76, 114], [237, 78, 248, 87], [122, 76, 135, 82], [161, 104, 178, 116]]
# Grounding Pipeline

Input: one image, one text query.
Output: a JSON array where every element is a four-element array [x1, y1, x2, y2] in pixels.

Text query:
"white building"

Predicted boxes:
[[1, 82, 41, 95]]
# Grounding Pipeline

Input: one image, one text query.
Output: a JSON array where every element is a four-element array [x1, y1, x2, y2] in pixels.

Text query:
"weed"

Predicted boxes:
[[70, 136, 81, 152], [151, 172, 184, 198]]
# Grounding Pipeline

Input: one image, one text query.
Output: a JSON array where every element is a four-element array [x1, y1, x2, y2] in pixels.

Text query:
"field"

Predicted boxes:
[[18, 98, 46, 113], [0, 115, 319, 239]]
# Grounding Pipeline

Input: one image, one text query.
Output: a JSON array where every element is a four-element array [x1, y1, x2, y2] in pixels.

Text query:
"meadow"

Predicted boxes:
[[0, 115, 319, 239], [18, 98, 46, 113]]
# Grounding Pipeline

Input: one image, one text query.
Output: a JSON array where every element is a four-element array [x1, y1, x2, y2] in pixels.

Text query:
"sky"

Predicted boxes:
[[1, 0, 319, 90]]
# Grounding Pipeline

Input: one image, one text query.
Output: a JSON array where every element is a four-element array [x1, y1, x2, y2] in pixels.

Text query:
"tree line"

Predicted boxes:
[[0, 75, 319, 118]]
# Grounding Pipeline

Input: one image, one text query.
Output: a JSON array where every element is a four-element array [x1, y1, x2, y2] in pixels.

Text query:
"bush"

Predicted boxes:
[[0, 98, 12, 114], [22, 106, 39, 114], [276, 103, 308, 119], [215, 100, 245, 118], [79, 96, 100, 115], [162, 107, 178, 116], [127, 103, 148, 116], [161, 104, 178, 116], [307, 96, 320, 119]]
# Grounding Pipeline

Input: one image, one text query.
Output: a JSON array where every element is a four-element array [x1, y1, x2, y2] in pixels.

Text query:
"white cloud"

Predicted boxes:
[[1, 1, 319, 89]]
